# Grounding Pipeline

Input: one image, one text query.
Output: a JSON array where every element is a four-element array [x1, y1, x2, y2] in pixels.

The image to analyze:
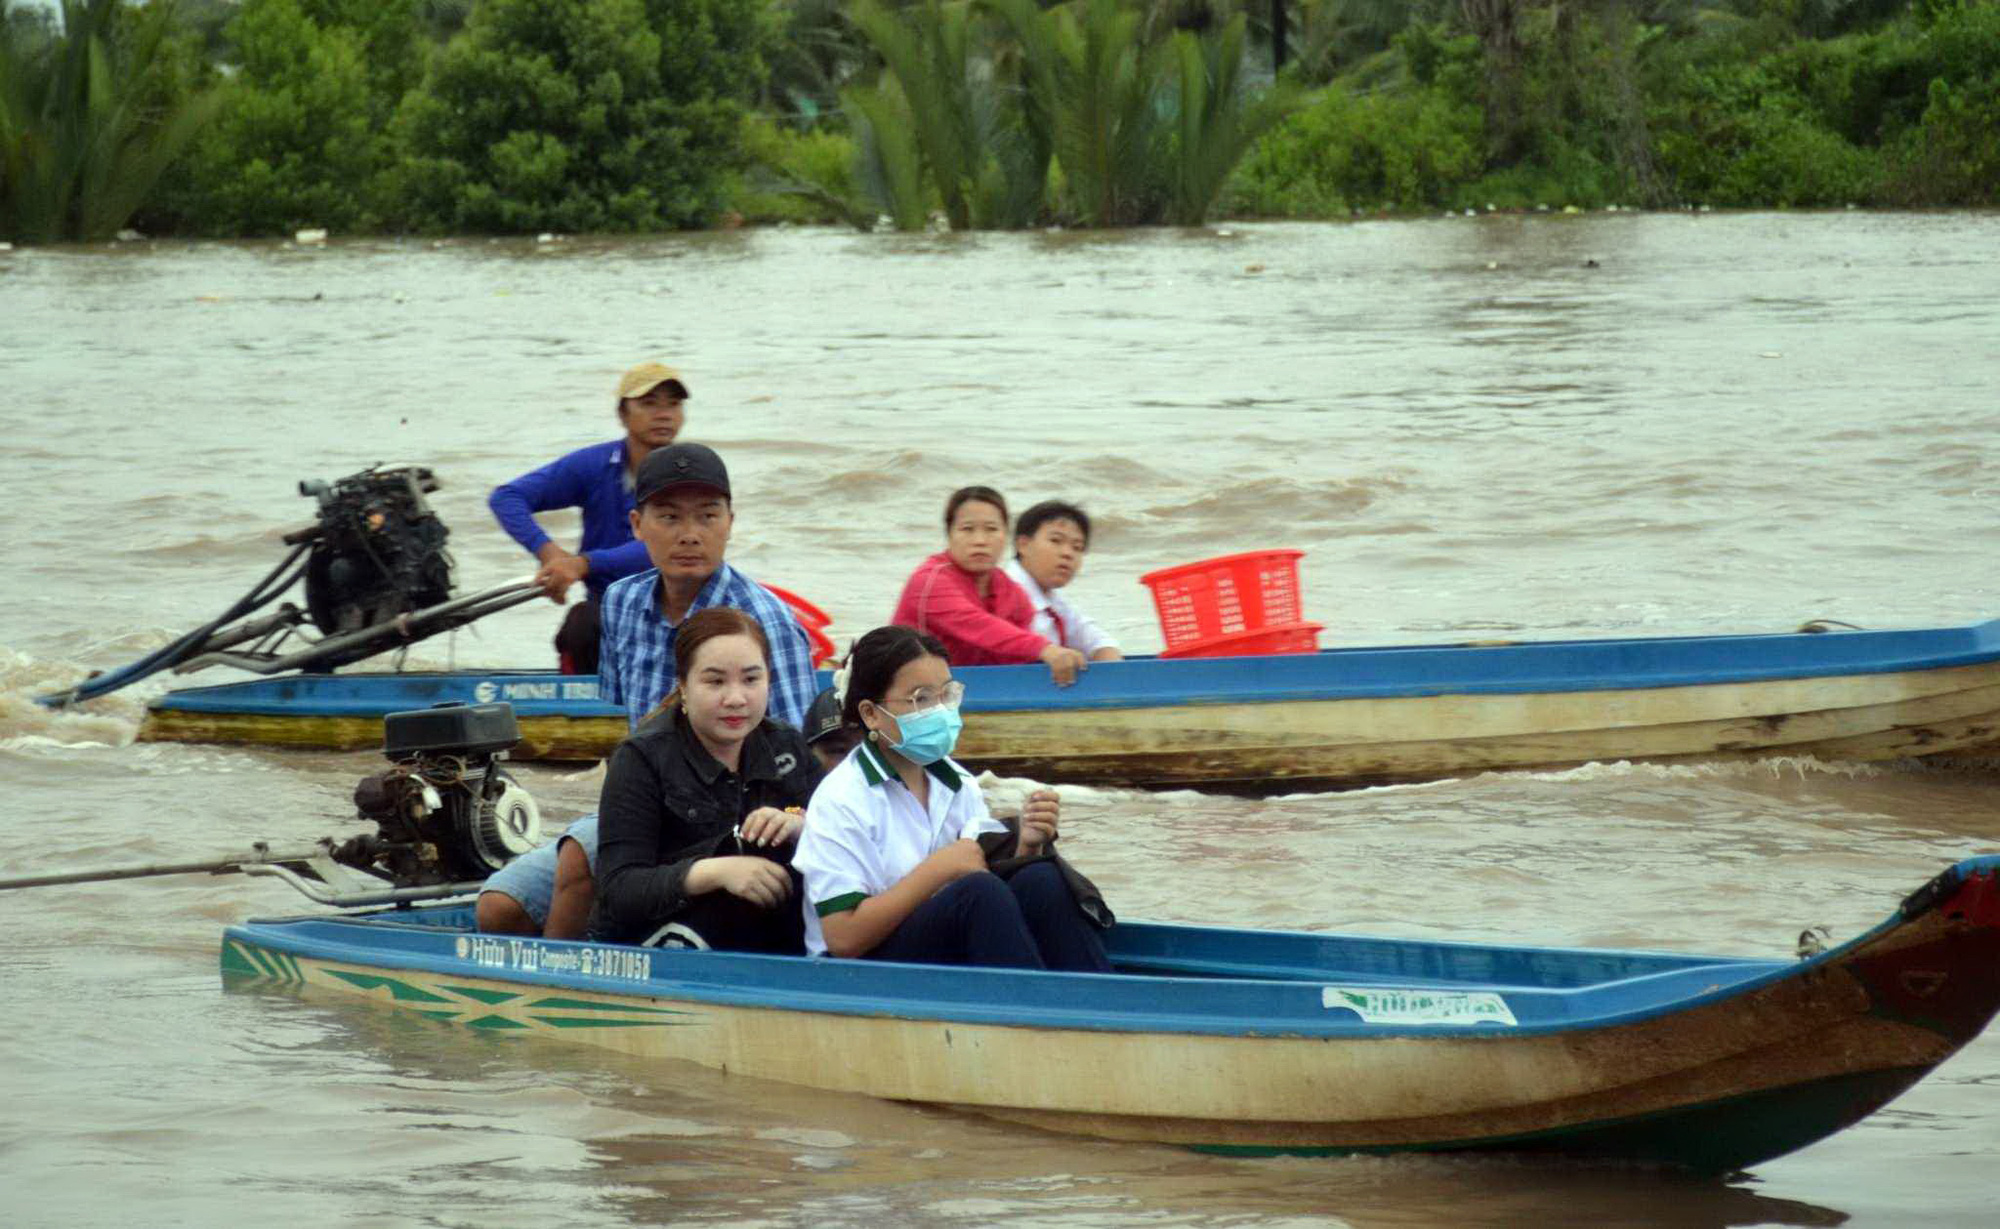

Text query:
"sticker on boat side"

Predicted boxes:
[[1321, 986, 1517, 1026], [457, 935, 651, 981], [471, 679, 601, 704]]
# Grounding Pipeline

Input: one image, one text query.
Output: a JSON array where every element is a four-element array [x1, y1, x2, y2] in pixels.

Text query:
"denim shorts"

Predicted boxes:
[[478, 814, 600, 927]]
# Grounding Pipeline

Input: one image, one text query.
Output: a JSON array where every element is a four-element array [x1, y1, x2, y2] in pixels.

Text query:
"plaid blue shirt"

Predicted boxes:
[[597, 563, 817, 731]]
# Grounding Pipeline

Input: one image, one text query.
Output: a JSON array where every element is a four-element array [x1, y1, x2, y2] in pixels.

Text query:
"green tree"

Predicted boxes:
[[395, 0, 769, 233], [158, 0, 421, 235], [1, 0, 219, 243], [992, 0, 1166, 226], [850, 0, 1048, 230], [1166, 13, 1301, 223]]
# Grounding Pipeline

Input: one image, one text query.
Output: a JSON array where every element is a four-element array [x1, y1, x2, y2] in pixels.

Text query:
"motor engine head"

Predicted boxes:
[[299, 465, 452, 662], [337, 702, 540, 887]]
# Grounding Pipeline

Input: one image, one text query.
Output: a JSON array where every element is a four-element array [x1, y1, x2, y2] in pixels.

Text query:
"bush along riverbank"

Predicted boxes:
[[3, 0, 1996, 245]]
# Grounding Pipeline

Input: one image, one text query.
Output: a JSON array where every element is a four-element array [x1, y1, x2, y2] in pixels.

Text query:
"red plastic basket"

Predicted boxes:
[[1139, 550, 1309, 651], [1159, 621, 1324, 660]]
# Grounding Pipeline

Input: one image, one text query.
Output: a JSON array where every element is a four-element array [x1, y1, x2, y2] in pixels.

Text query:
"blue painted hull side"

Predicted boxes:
[[225, 856, 2000, 1040], [154, 618, 2000, 717]]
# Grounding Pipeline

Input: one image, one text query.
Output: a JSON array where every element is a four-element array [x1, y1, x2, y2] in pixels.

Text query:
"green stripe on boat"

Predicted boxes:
[[441, 985, 522, 1005], [466, 1015, 530, 1030], [326, 970, 455, 1003], [529, 1016, 698, 1030], [219, 940, 261, 978], [528, 997, 695, 1015]]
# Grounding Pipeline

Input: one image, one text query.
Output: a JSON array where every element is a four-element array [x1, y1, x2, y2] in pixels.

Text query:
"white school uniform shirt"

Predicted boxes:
[[1001, 559, 1119, 657], [793, 738, 1004, 956]]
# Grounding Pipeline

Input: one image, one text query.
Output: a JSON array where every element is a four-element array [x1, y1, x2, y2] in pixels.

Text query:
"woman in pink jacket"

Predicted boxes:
[[892, 487, 1090, 685]]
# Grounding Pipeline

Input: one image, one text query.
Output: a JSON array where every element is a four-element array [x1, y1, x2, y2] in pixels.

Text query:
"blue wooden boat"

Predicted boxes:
[[145, 618, 2000, 790], [221, 855, 2000, 1170]]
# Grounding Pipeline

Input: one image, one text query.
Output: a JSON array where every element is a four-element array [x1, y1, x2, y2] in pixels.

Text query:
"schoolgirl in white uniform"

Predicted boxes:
[[792, 625, 1111, 971]]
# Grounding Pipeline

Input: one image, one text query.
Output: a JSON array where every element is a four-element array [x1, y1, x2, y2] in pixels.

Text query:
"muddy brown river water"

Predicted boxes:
[[2, 213, 1998, 1227]]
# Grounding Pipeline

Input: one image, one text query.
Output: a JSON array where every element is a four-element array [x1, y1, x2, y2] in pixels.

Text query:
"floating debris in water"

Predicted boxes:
[[294, 228, 327, 244]]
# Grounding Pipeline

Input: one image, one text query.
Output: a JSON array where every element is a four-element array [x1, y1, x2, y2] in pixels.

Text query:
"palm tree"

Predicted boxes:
[[1167, 13, 1299, 223], [989, 0, 1165, 226], [1, 0, 218, 243], [850, 0, 1049, 229]]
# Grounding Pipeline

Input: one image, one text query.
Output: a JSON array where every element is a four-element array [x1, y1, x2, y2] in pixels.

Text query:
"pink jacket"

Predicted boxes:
[[892, 552, 1049, 666]]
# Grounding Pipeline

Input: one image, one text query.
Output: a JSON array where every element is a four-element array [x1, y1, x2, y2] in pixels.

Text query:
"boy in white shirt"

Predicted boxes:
[[1001, 501, 1124, 663]]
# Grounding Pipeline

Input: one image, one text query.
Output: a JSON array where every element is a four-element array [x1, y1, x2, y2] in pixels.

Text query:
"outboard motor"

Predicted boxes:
[[37, 464, 542, 709], [298, 465, 453, 647], [337, 702, 541, 885]]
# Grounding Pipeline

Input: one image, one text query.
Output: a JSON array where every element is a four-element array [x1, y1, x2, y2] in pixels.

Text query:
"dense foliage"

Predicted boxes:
[[3, 0, 1997, 242], [1228, 0, 2000, 215], [2, 0, 219, 242]]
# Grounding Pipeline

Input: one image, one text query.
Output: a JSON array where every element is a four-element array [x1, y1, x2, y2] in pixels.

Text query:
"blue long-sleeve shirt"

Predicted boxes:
[[488, 441, 655, 601]]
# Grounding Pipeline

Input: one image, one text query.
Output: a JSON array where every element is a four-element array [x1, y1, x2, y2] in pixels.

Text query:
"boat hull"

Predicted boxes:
[[220, 858, 2000, 1170], [146, 619, 2000, 789]]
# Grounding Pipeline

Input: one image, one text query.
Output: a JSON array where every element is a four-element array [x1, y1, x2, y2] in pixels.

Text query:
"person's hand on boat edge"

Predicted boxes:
[[688, 856, 794, 908], [1040, 643, 1087, 686], [532, 544, 590, 601], [1017, 789, 1060, 856], [737, 805, 803, 848]]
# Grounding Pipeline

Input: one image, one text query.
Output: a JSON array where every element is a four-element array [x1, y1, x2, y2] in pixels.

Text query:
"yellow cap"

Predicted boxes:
[[616, 362, 687, 402]]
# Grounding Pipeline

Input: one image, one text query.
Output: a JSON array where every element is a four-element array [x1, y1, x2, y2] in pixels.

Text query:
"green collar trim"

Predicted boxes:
[[925, 756, 964, 791], [856, 740, 890, 785], [855, 739, 962, 791]]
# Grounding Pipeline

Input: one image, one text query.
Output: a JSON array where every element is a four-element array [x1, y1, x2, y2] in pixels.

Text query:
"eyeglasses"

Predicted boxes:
[[883, 681, 964, 711]]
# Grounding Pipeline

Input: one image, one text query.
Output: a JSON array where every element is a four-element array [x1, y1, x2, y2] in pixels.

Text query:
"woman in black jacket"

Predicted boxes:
[[593, 606, 823, 951]]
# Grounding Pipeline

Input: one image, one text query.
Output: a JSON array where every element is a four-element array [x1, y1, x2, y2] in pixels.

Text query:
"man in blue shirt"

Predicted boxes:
[[488, 361, 689, 671], [600, 443, 818, 732]]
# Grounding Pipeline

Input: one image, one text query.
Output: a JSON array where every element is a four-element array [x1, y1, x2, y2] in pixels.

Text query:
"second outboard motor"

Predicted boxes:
[[338, 702, 540, 886], [298, 465, 453, 651]]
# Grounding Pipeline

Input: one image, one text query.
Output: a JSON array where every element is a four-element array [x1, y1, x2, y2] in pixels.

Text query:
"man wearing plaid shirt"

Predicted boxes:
[[598, 443, 817, 731]]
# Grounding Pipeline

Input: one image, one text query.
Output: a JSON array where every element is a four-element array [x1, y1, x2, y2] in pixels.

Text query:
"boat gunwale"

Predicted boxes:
[[228, 855, 2000, 1037], [223, 910, 1898, 1043], [155, 618, 2000, 716]]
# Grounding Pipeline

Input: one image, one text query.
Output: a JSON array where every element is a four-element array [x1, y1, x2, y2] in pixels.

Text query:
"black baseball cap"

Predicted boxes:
[[634, 442, 730, 505], [804, 687, 843, 745]]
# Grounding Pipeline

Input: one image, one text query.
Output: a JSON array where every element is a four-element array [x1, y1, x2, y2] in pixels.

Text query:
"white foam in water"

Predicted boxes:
[[1504, 755, 1883, 785], [0, 647, 148, 750]]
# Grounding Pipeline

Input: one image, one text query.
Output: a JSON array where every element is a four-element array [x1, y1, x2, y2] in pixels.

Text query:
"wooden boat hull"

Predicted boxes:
[[220, 857, 2000, 1170], [146, 620, 2000, 789]]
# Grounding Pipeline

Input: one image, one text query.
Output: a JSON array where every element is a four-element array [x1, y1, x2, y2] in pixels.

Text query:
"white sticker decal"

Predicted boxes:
[[459, 935, 652, 981], [1321, 986, 1518, 1026]]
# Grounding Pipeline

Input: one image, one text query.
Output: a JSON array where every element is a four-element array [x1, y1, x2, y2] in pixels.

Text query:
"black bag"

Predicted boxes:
[[978, 818, 1115, 930]]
